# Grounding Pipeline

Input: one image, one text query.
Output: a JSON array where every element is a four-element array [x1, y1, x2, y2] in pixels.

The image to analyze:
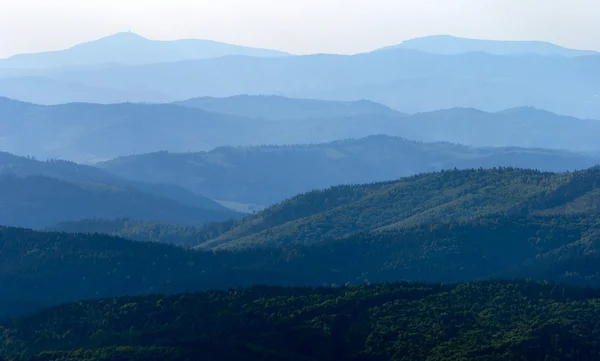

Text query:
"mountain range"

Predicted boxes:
[[45, 50, 600, 119], [385, 34, 598, 57], [2, 97, 600, 163], [1, 34, 599, 118], [2, 30, 600, 361], [0, 32, 289, 69]]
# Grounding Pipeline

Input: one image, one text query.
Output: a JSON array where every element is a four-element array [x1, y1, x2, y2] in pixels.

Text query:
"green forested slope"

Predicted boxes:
[[3, 213, 600, 319], [199, 167, 600, 249], [2, 281, 600, 361], [48, 218, 210, 247]]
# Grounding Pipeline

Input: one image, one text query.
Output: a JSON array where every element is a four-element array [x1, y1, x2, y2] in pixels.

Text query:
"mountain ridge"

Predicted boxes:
[[192, 167, 600, 249], [99, 135, 600, 206], [173, 94, 400, 119], [378, 34, 599, 57], [3, 97, 600, 162], [38, 47, 600, 119], [0, 32, 290, 69]]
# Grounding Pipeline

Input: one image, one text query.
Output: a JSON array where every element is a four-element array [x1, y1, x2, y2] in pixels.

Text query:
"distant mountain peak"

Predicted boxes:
[[95, 31, 149, 42], [0, 32, 289, 69], [379, 35, 598, 57]]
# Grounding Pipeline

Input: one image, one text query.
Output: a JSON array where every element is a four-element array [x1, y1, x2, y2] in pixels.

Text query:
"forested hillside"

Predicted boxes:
[[2, 281, 600, 361], [100, 136, 599, 205], [49, 218, 210, 247], [0, 167, 600, 361], [4, 213, 600, 319], [196, 167, 600, 249]]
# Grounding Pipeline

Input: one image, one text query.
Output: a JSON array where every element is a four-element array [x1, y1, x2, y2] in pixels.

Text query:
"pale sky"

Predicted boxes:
[[0, 0, 599, 58]]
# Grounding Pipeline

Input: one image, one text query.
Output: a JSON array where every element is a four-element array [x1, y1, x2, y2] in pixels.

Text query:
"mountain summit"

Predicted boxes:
[[379, 35, 598, 57], [0, 32, 290, 69]]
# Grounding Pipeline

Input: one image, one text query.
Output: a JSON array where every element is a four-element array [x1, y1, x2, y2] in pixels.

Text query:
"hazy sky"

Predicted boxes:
[[1, 0, 599, 58]]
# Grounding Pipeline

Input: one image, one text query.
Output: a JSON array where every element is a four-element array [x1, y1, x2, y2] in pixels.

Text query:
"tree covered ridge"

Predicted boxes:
[[196, 167, 600, 249], [3, 212, 600, 319], [2, 281, 600, 360]]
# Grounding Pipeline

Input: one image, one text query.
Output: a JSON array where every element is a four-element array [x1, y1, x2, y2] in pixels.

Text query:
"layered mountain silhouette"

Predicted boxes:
[[2, 97, 599, 162], [6, 48, 593, 118], [2, 35, 598, 117], [0, 32, 289, 69], [100, 136, 599, 206], [2, 29, 600, 361]]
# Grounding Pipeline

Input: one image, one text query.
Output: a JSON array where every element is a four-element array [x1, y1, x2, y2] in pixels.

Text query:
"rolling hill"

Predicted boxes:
[[0, 32, 289, 69], [2, 97, 600, 162], [99, 136, 600, 206]]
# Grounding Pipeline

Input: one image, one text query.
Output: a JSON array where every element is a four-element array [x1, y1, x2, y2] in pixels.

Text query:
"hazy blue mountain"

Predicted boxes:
[[99, 136, 599, 206], [2, 98, 600, 162], [401, 107, 600, 150], [42, 49, 600, 118], [0, 32, 289, 69], [0, 150, 229, 212], [379, 35, 599, 57], [0, 76, 169, 105], [306, 74, 600, 119], [174, 95, 400, 119], [0, 98, 268, 162], [0, 174, 239, 229]]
